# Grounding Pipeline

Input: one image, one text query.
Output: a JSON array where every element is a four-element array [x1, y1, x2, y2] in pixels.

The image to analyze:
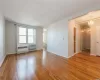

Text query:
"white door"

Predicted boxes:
[[96, 26, 100, 56]]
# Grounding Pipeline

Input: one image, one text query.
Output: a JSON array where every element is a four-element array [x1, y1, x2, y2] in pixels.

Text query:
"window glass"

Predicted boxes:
[[28, 29, 33, 35], [18, 27, 36, 44], [19, 27, 26, 35], [19, 36, 26, 43], [28, 36, 33, 43]]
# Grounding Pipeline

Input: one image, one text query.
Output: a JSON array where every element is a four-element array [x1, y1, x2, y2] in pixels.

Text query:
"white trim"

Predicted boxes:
[[47, 50, 80, 59], [47, 50, 68, 58], [0, 55, 6, 67], [90, 54, 96, 56], [7, 52, 16, 54], [67, 52, 79, 58]]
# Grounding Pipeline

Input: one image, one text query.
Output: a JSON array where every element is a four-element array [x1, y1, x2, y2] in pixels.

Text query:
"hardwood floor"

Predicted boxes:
[[0, 50, 100, 80]]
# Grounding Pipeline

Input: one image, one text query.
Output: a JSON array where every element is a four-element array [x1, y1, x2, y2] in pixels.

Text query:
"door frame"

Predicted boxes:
[[74, 27, 76, 53]]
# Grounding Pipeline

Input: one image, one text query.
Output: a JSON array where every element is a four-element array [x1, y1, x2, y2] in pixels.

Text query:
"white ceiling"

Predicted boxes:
[[1, 0, 100, 27]]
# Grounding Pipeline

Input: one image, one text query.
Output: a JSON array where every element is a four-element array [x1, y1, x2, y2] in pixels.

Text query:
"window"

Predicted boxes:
[[28, 29, 36, 44], [19, 27, 26, 43], [18, 27, 36, 44]]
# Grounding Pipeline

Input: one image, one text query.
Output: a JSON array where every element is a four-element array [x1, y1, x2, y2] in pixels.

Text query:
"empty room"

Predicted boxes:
[[0, 0, 100, 80]]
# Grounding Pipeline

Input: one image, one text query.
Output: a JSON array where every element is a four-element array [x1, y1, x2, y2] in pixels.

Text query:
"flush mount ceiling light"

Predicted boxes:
[[88, 20, 94, 26]]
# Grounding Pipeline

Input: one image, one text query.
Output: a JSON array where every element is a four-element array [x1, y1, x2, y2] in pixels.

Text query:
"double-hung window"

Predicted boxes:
[[19, 27, 27, 43], [18, 27, 36, 44], [28, 29, 36, 44]]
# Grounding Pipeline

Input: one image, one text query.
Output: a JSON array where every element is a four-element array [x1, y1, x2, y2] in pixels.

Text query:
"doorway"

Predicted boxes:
[[80, 23, 91, 53], [68, 10, 100, 57]]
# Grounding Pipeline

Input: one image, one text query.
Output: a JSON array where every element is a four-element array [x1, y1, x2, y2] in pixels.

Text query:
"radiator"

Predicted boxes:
[[17, 44, 36, 53], [17, 44, 28, 53], [28, 44, 36, 51]]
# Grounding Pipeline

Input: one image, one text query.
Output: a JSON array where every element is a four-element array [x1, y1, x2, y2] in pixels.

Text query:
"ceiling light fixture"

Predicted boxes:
[[88, 20, 94, 26]]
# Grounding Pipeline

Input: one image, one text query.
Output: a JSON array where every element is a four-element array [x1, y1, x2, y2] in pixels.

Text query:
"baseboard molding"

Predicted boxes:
[[47, 50, 80, 59], [7, 52, 17, 55], [36, 49, 43, 51], [67, 52, 80, 58], [0, 55, 6, 67], [67, 54, 75, 58], [90, 54, 96, 56], [47, 50, 68, 58]]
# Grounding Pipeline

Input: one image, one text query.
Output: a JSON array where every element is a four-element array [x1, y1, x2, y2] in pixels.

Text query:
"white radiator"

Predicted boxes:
[[17, 44, 28, 53], [17, 44, 36, 53], [28, 44, 36, 51]]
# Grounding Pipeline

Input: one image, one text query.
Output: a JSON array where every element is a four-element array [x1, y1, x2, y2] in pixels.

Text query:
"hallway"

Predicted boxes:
[[0, 50, 100, 80]]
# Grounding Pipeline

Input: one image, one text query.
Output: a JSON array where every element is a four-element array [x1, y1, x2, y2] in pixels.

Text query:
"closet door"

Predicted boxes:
[[96, 26, 100, 56]]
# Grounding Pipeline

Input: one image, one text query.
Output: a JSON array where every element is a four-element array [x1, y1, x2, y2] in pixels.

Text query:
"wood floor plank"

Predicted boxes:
[[0, 50, 100, 80]]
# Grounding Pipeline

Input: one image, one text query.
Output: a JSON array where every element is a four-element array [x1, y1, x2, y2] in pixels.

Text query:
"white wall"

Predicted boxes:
[[90, 19, 100, 55], [47, 18, 82, 58], [46, 5, 100, 58], [5, 20, 43, 54], [0, 12, 5, 67], [5, 21, 17, 54], [47, 18, 68, 58], [68, 20, 81, 58], [36, 27, 43, 50]]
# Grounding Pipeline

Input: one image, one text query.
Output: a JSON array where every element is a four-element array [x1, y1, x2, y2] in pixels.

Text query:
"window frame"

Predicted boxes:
[[17, 26, 36, 45], [28, 28, 36, 44]]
